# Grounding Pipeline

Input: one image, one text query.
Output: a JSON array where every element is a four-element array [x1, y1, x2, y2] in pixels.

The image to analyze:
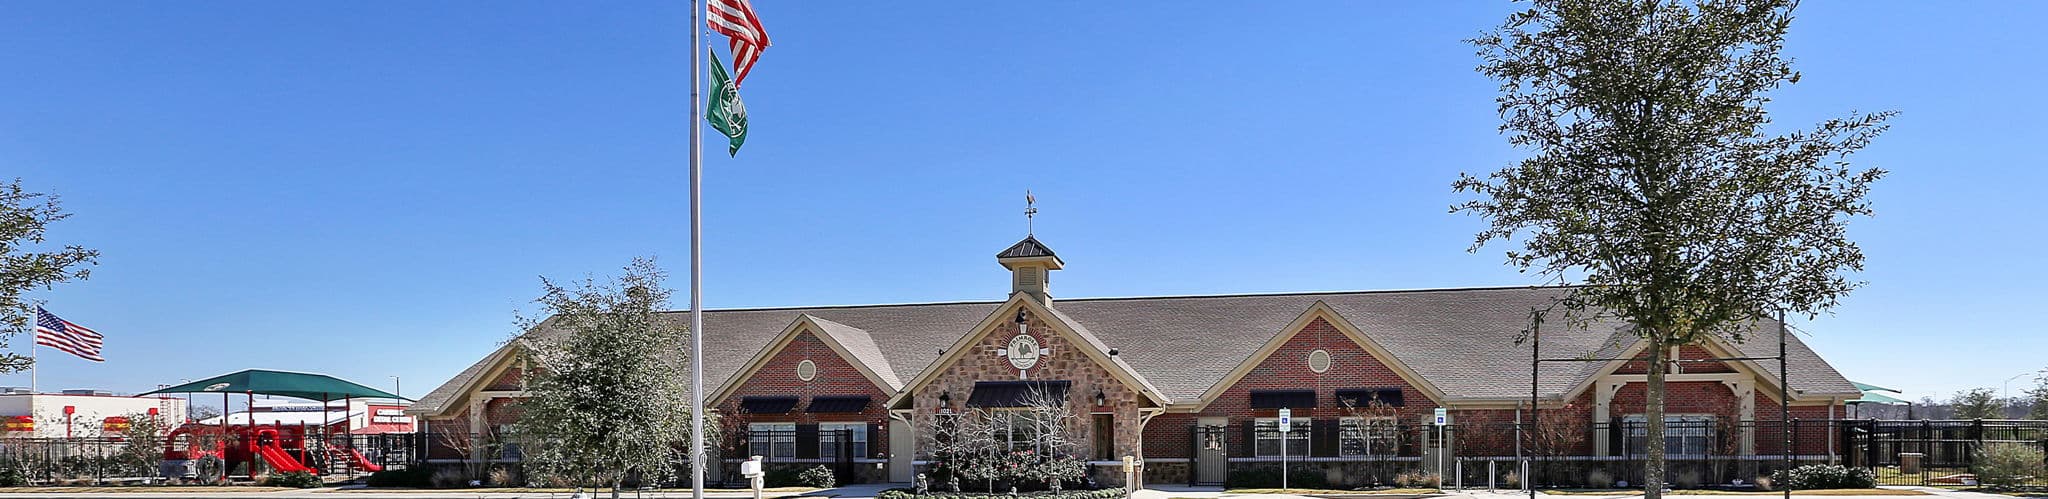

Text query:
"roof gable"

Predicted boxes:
[[1190, 301, 1448, 408], [886, 294, 1170, 409], [709, 314, 907, 405]]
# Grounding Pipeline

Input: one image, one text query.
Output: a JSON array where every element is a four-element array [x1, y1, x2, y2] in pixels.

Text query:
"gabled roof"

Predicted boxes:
[[705, 314, 907, 405], [411, 286, 1861, 416]]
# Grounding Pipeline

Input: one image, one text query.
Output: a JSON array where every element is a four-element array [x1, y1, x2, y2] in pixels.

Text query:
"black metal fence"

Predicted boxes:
[[1194, 419, 2048, 490]]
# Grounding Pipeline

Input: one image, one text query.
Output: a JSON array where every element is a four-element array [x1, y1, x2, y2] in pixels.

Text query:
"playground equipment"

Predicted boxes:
[[144, 369, 411, 480]]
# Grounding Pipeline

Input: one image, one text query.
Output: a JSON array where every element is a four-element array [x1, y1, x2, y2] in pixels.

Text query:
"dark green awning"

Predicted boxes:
[[141, 369, 406, 401]]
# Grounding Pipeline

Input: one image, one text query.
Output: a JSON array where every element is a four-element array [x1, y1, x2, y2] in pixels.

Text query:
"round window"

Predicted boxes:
[[1308, 349, 1333, 373], [797, 359, 818, 381]]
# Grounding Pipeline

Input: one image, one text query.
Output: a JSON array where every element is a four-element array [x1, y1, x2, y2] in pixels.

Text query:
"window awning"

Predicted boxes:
[[807, 396, 871, 413], [740, 396, 798, 414], [1334, 388, 1404, 408], [965, 380, 1071, 408], [1248, 389, 1317, 409]]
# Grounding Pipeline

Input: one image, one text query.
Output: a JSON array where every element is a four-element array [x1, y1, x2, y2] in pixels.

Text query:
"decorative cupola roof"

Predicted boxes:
[[996, 236, 1064, 268], [998, 236, 1061, 306]]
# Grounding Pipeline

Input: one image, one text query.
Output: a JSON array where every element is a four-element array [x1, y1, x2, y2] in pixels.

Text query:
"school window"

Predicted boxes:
[[819, 422, 868, 459], [1338, 417, 1398, 457], [1623, 415, 1717, 456], [999, 412, 1046, 453], [1254, 418, 1310, 457], [749, 423, 797, 459]]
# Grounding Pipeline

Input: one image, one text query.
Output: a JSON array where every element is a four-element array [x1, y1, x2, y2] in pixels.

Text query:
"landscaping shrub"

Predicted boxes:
[[798, 465, 837, 488], [1770, 464, 1874, 490], [366, 467, 433, 488], [430, 467, 474, 488], [876, 487, 1126, 499], [0, 467, 27, 487], [763, 466, 804, 488], [264, 470, 323, 488], [1502, 470, 1521, 490], [1974, 443, 2046, 489], [1585, 469, 1615, 488], [1225, 466, 1327, 489], [1393, 470, 1441, 489]]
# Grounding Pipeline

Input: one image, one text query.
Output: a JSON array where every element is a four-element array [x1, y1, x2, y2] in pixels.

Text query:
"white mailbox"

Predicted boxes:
[[740, 456, 765, 478]]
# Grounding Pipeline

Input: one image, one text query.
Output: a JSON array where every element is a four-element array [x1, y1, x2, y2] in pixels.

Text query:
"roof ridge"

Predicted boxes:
[[657, 284, 1577, 314]]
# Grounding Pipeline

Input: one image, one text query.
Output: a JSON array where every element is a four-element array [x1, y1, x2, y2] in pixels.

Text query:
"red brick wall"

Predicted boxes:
[[484, 365, 526, 391], [1145, 316, 1436, 458], [714, 328, 894, 457]]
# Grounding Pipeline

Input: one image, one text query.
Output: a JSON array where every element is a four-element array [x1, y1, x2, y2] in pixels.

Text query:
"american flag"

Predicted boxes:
[[34, 307, 104, 363], [707, 0, 769, 86]]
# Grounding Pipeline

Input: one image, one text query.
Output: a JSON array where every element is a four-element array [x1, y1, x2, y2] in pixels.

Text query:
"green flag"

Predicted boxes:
[[707, 51, 748, 156]]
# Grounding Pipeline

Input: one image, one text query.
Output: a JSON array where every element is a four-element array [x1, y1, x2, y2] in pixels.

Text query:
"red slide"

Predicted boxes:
[[339, 446, 384, 473], [256, 444, 317, 474]]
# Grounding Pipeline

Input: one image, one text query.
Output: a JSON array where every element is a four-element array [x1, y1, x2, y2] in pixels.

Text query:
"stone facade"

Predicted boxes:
[[908, 306, 1150, 486]]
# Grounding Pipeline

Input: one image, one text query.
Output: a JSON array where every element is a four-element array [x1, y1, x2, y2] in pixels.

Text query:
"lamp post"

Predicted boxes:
[[391, 376, 402, 402], [2004, 372, 2033, 417]]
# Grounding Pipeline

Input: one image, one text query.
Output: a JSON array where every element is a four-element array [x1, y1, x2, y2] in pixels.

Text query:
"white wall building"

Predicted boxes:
[[0, 389, 188, 439]]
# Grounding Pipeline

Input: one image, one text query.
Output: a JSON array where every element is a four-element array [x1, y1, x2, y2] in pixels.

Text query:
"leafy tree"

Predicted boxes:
[[2027, 376, 2048, 420], [113, 412, 173, 483], [1461, 1, 1891, 496], [1950, 388, 2001, 420], [1, 179, 100, 373], [512, 258, 707, 496]]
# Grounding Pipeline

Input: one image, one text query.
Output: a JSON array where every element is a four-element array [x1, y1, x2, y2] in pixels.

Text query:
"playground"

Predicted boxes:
[[0, 369, 417, 487]]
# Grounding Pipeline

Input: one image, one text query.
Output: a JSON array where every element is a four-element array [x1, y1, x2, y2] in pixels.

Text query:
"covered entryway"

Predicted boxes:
[[1192, 417, 1229, 485]]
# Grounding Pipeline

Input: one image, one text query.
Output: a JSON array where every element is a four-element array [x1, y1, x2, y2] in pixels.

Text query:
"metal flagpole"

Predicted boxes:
[[689, 0, 708, 496]]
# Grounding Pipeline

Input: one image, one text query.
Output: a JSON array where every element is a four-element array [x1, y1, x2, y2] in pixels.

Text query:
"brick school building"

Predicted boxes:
[[409, 235, 1858, 488]]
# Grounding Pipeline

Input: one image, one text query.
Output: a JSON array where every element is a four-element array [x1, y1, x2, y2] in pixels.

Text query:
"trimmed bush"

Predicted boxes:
[[798, 465, 837, 488], [366, 467, 433, 488], [1974, 443, 2046, 489], [763, 466, 804, 488], [1769, 464, 1874, 490], [1225, 466, 1327, 489], [876, 487, 1125, 499], [264, 470, 323, 488]]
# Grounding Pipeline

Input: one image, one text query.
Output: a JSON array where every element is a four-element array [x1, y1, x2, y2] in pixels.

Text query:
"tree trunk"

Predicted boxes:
[[1645, 343, 1667, 499]]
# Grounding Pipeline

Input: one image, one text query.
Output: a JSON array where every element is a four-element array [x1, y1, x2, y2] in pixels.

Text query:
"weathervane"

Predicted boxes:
[[1024, 190, 1038, 236]]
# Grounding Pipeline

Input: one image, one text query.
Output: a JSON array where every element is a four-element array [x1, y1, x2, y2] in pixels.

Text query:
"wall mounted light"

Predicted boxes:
[[1095, 390, 1107, 407], [1014, 310, 1028, 324], [938, 392, 951, 405]]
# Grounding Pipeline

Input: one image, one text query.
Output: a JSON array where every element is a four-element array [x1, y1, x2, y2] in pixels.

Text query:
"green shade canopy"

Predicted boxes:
[[141, 369, 406, 402], [1848, 390, 1909, 405], [1853, 381, 1900, 393]]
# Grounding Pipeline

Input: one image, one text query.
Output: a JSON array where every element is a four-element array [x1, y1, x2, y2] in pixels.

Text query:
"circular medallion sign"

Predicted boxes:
[[796, 360, 818, 382], [203, 383, 232, 392], [1308, 349, 1333, 373], [1007, 335, 1041, 370]]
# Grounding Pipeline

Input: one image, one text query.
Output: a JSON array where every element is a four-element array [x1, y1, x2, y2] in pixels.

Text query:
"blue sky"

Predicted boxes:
[[4, 2, 2043, 407]]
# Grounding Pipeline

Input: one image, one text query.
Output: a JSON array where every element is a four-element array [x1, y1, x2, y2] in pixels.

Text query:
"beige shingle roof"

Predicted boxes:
[[412, 286, 1858, 416]]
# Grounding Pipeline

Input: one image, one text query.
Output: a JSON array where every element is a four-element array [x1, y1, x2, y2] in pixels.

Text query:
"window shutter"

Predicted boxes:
[[796, 424, 820, 460], [1237, 420, 1256, 458], [1311, 419, 1337, 457], [870, 422, 885, 459]]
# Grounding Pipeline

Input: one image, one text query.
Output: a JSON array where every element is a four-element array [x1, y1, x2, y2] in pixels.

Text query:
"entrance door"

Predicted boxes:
[[888, 418, 914, 482], [1194, 417, 1229, 485]]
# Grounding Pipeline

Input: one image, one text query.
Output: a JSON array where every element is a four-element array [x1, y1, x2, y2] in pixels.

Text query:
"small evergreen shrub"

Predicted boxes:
[[763, 466, 804, 488], [1769, 464, 1874, 490], [264, 470, 323, 488], [1974, 443, 2046, 489], [876, 487, 1125, 499], [798, 465, 837, 488], [1225, 466, 1327, 489], [366, 467, 433, 488]]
